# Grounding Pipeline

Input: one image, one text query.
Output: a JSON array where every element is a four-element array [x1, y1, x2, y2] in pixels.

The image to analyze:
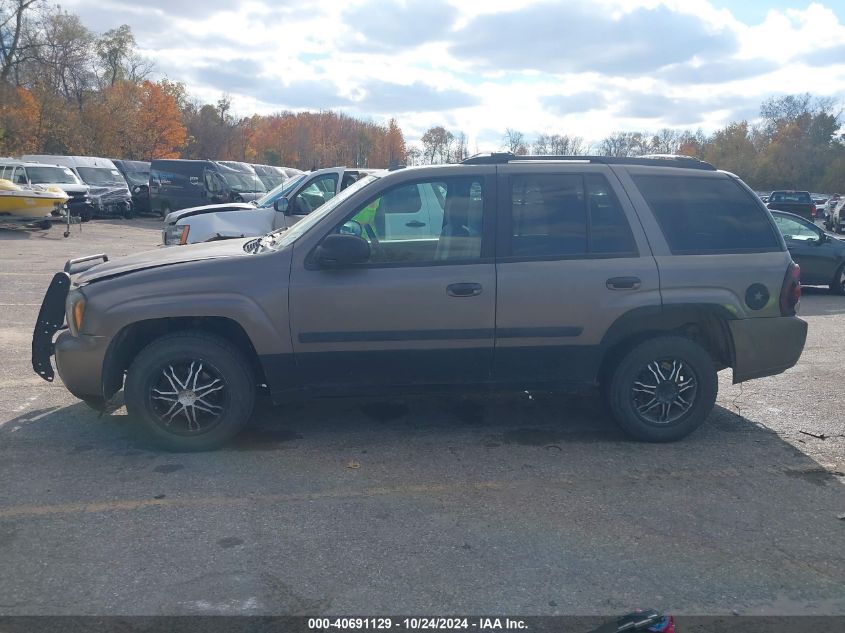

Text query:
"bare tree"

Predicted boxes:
[[452, 131, 468, 162], [649, 128, 682, 155], [503, 128, 527, 154], [0, 0, 40, 83]]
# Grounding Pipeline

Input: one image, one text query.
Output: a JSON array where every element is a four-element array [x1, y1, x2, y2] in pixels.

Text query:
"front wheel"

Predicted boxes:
[[607, 336, 717, 442], [124, 331, 255, 451]]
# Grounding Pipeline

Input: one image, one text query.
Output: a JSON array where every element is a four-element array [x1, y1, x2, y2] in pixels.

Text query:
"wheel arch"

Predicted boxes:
[[102, 316, 266, 400], [597, 304, 736, 385]]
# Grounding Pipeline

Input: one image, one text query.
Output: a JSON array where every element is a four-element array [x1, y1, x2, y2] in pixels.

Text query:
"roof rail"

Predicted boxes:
[[460, 152, 716, 171]]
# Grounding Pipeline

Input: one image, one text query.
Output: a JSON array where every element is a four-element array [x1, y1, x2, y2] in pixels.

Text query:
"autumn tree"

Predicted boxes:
[[421, 125, 453, 164]]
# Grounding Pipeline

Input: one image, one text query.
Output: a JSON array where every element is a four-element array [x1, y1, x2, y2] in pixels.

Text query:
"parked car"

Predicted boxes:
[[112, 160, 151, 215], [766, 190, 817, 221], [826, 198, 845, 234], [161, 167, 377, 245], [32, 153, 807, 451], [21, 155, 132, 218], [771, 210, 845, 295], [149, 159, 267, 217], [0, 159, 93, 221]]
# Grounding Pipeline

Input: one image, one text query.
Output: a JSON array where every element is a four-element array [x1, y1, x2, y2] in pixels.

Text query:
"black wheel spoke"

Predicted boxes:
[[630, 357, 698, 426], [147, 359, 228, 435]]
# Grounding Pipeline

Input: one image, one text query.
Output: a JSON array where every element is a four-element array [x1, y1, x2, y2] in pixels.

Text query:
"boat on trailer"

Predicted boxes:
[[0, 178, 69, 223]]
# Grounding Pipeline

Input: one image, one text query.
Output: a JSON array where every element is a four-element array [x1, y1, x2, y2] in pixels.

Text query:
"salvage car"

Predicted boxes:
[[149, 159, 267, 217], [33, 154, 807, 451], [161, 167, 377, 245]]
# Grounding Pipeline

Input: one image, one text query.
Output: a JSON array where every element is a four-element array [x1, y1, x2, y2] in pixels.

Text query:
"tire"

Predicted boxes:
[[124, 331, 255, 451], [830, 264, 845, 296], [606, 336, 717, 442], [159, 203, 170, 219]]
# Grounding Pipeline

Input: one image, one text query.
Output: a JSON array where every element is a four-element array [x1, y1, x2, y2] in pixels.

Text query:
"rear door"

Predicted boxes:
[[493, 164, 660, 384]]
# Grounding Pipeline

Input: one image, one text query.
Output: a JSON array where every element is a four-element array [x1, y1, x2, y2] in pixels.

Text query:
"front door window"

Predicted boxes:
[[339, 176, 484, 264]]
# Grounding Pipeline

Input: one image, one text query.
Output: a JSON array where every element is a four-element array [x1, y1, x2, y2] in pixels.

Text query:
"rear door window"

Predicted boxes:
[[633, 175, 780, 254], [506, 173, 637, 258]]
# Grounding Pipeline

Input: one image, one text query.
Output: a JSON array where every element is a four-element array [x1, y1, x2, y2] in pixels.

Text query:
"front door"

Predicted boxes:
[[493, 165, 661, 384], [288, 171, 496, 388]]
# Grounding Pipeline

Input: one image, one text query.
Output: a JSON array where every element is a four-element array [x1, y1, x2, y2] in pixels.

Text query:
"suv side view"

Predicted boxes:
[[32, 154, 807, 451]]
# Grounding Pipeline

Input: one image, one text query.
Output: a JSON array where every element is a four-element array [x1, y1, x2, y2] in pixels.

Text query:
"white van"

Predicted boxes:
[[20, 155, 133, 218]]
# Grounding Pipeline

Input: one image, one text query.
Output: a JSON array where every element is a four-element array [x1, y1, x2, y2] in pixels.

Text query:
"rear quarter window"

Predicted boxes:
[[632, 175, 781, 254]]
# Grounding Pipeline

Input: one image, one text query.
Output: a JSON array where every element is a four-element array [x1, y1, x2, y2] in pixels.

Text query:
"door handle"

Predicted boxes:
[[447, 282, 483, 297], [606, 276, 641, 290], [405, 220, 425, 228]]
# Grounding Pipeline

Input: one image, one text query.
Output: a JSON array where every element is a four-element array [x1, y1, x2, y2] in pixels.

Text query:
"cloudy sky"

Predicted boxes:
[[63, 0, 845, 150]]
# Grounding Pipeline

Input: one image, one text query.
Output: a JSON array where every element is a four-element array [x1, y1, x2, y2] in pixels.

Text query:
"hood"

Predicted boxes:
[[76, 237, 252, 285], [165, 202, 256, 224]]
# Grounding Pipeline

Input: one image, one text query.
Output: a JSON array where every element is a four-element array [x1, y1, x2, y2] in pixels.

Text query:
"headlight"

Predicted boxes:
[[164, 224, 190, 245], [66, 290, 86, 336]]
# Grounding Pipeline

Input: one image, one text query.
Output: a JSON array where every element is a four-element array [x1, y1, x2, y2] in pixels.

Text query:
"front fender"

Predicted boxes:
[[94, 291, 288, 355]]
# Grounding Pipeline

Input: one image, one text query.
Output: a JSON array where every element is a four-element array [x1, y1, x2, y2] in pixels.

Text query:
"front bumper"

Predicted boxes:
[[32, 261, 110, 399], [54, 331, 108, 399], [730, 316, 808, 383]]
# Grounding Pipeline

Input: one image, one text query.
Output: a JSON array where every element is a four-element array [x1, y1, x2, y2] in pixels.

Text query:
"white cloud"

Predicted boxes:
[[62, 0, 845, 148]]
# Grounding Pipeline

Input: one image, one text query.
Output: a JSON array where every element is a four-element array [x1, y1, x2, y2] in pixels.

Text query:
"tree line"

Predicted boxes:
[[0, 1, 406, 168], [416, 94, 844, 193]]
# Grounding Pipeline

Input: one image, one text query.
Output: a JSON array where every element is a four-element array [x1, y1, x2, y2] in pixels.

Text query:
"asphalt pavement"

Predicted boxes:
[[0, 219, 843, 616]]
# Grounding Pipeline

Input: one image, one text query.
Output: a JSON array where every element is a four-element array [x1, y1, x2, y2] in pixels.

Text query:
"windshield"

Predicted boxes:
[[76, 167, 125, 186], [255, 174, 306, 207], [220, 171, 266, 193], [123, 171, 149, 186], [27, 166, 79, 184], [257, 174, 380, 252]]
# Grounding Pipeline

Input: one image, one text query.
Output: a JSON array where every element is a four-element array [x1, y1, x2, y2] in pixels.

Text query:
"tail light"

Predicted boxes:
[[780, 262, 801, 316], [810, 204, 817, 218]]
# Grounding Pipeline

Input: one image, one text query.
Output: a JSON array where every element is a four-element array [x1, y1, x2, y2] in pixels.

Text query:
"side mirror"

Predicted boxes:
[[338, 219, 363, 237], [274, 197, 290, 214], [815, 233, 828, 245], [314, 234, 370, 268]]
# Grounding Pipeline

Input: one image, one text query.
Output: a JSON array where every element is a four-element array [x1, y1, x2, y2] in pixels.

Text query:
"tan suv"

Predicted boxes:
[[32, 154, 807, 451]]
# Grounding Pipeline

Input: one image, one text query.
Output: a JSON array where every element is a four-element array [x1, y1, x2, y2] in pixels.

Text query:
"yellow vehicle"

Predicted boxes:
[[0, 178, 69, 220]]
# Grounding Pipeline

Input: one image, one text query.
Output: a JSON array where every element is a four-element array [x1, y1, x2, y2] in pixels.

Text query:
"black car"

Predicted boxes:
[[771, 210, 845, 295]]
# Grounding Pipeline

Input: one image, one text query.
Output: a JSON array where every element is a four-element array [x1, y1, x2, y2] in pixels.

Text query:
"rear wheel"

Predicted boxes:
[[124, 331, 255, 451], [830, 264, 845, 296], [607, 336, 717, 442], [159, 203, 171, 219]]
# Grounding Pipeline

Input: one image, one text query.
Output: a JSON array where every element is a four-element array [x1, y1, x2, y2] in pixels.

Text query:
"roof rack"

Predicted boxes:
[[461, 152, 716, 171]]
